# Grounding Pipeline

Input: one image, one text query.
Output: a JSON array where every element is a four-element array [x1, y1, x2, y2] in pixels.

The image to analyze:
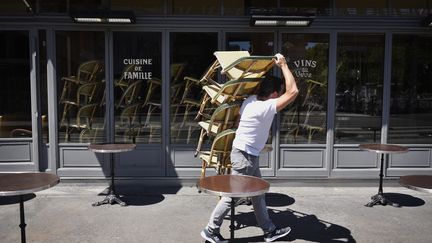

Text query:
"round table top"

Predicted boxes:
[[399, 175, 432, 193], [359, 143, 409, 154], [197, 175, 270, 198], [88, 143, 136, 153], [0, 173, 60, 197]]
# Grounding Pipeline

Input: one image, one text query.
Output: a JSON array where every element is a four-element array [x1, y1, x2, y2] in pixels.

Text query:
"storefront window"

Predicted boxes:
[[335, 0, 387, 16], [389, 34, 432, 144], [0, 0, 31, 14], [226, 32, 273, 55], [335, 33, 384, 144], [56, 31, 105, 143], [171, 0, 220, 15], [113, 32, 162, 144], [390, 0, 431, 16], [280, 0, 332, 16], [0, 31, 31, 138], [280, 33, 329, 144], [170, 32, 218, 144], [224, 0, 277, 16], [111, 0, 164, 15]]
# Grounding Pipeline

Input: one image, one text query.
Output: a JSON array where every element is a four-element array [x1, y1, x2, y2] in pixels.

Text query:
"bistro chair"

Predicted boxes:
[[60, 81, 104, 129], [196, 78, 261, 120], [195, 102, 240, 157], [64, 103, 98, 142], [199, 129, 236, 178], [115, 64, 137, 92], [115, 79, 143, 109], [9, 128, 32, 138], [59, 60, 103, 103], [118, 102, 142, 143], [214, 51, 275, 80]]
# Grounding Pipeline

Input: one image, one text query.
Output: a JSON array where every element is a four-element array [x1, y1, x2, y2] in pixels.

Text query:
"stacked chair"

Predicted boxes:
[[59, 60, 104, 142], [189, 51, 276, 178]]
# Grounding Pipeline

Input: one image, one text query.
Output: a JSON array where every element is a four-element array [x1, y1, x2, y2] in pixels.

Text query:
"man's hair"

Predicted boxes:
[[256, 75, 284, 99]]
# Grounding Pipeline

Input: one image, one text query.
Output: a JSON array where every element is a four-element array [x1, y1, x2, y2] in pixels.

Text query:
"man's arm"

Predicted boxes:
[[274, 54, 298, 112]]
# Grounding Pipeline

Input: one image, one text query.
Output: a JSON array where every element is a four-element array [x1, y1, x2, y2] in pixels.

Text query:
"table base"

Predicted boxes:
[[365, 193, 399, 207], [92, 189, 126, 207]]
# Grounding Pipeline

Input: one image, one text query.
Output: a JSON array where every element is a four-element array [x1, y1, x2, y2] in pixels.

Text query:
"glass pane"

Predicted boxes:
[[280, 0, 332, 16], [224, 0, 277, 16], [170, 32, 218, 144], [39, 30, 49, 143], [335, 0, 387, 16], [111, 0, 164, 15], [0, 31, 31, 138], [38, 0, 67, 13], [390, 0, 430, 16], [0, 0, 31, 14], [280, 33, 329, 144], [56, 31, 105, 143], [113, 32, 162, 144], [171, 0, 220, 15], [335, 33, 384, 144], [226, 32, 274, 55], [389, 34, 432, 144]]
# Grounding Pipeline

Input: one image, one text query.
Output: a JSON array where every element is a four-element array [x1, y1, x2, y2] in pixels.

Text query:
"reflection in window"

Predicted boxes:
[[335, 34, 384, 144], [56, 31, 105, 143], [389, 35, 432, 144], [0, 31, 31, 138], [280, 34, 329, 144], [113, 32, 162, 144], [170, 32, 218, 144]]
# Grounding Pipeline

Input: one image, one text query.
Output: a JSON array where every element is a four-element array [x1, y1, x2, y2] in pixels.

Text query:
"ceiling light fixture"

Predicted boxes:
[[250, 8, 315, 27], [70, 10, 135, 24]]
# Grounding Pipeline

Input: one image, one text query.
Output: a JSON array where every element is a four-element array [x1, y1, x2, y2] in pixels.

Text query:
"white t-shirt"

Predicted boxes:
[[232, 95, 277, 156]]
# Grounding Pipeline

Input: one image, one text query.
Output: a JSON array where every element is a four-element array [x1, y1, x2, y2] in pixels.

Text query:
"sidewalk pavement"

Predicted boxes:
[[0, 179, 431, 243]]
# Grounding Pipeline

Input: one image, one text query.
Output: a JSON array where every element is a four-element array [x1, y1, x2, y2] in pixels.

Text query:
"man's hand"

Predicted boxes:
[[274, 53, 287, 67]]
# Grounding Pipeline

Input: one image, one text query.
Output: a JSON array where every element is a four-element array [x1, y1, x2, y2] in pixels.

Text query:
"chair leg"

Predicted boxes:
[[194, 129, 206, 157], [195, 94, 210, 120], [200, 160, 206, 178]]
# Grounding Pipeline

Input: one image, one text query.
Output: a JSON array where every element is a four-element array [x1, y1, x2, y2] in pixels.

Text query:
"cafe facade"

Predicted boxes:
[[0, 0, 431, 181]]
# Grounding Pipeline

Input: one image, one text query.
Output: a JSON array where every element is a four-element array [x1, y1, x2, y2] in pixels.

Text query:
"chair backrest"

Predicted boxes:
[[171, 63, 186, 82], [120, 102, 141, 126], [117, 80, 143, 108], [222, 56, 275, 80], [208, 129, 236, 165], [142, 78, 161, 106], [76, 103, 98, 127], [115, 64, 136, 86], [77, 60, 102, 84], [208, 102, 240, 133], [77, 81, 105, 106], [213, 51, 250, 80], [213, 78, 261, 103]]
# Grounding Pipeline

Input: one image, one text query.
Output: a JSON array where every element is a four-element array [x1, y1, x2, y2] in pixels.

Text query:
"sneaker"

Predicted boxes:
[[263, 226, 291, 242], [200, 227, 228, 243]]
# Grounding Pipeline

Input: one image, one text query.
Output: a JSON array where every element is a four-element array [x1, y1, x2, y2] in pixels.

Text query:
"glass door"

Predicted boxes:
[[112, 31, 164, 176]]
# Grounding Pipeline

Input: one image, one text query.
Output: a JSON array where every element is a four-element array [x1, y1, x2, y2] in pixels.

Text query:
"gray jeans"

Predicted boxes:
[[206, 147, 276, 234]]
